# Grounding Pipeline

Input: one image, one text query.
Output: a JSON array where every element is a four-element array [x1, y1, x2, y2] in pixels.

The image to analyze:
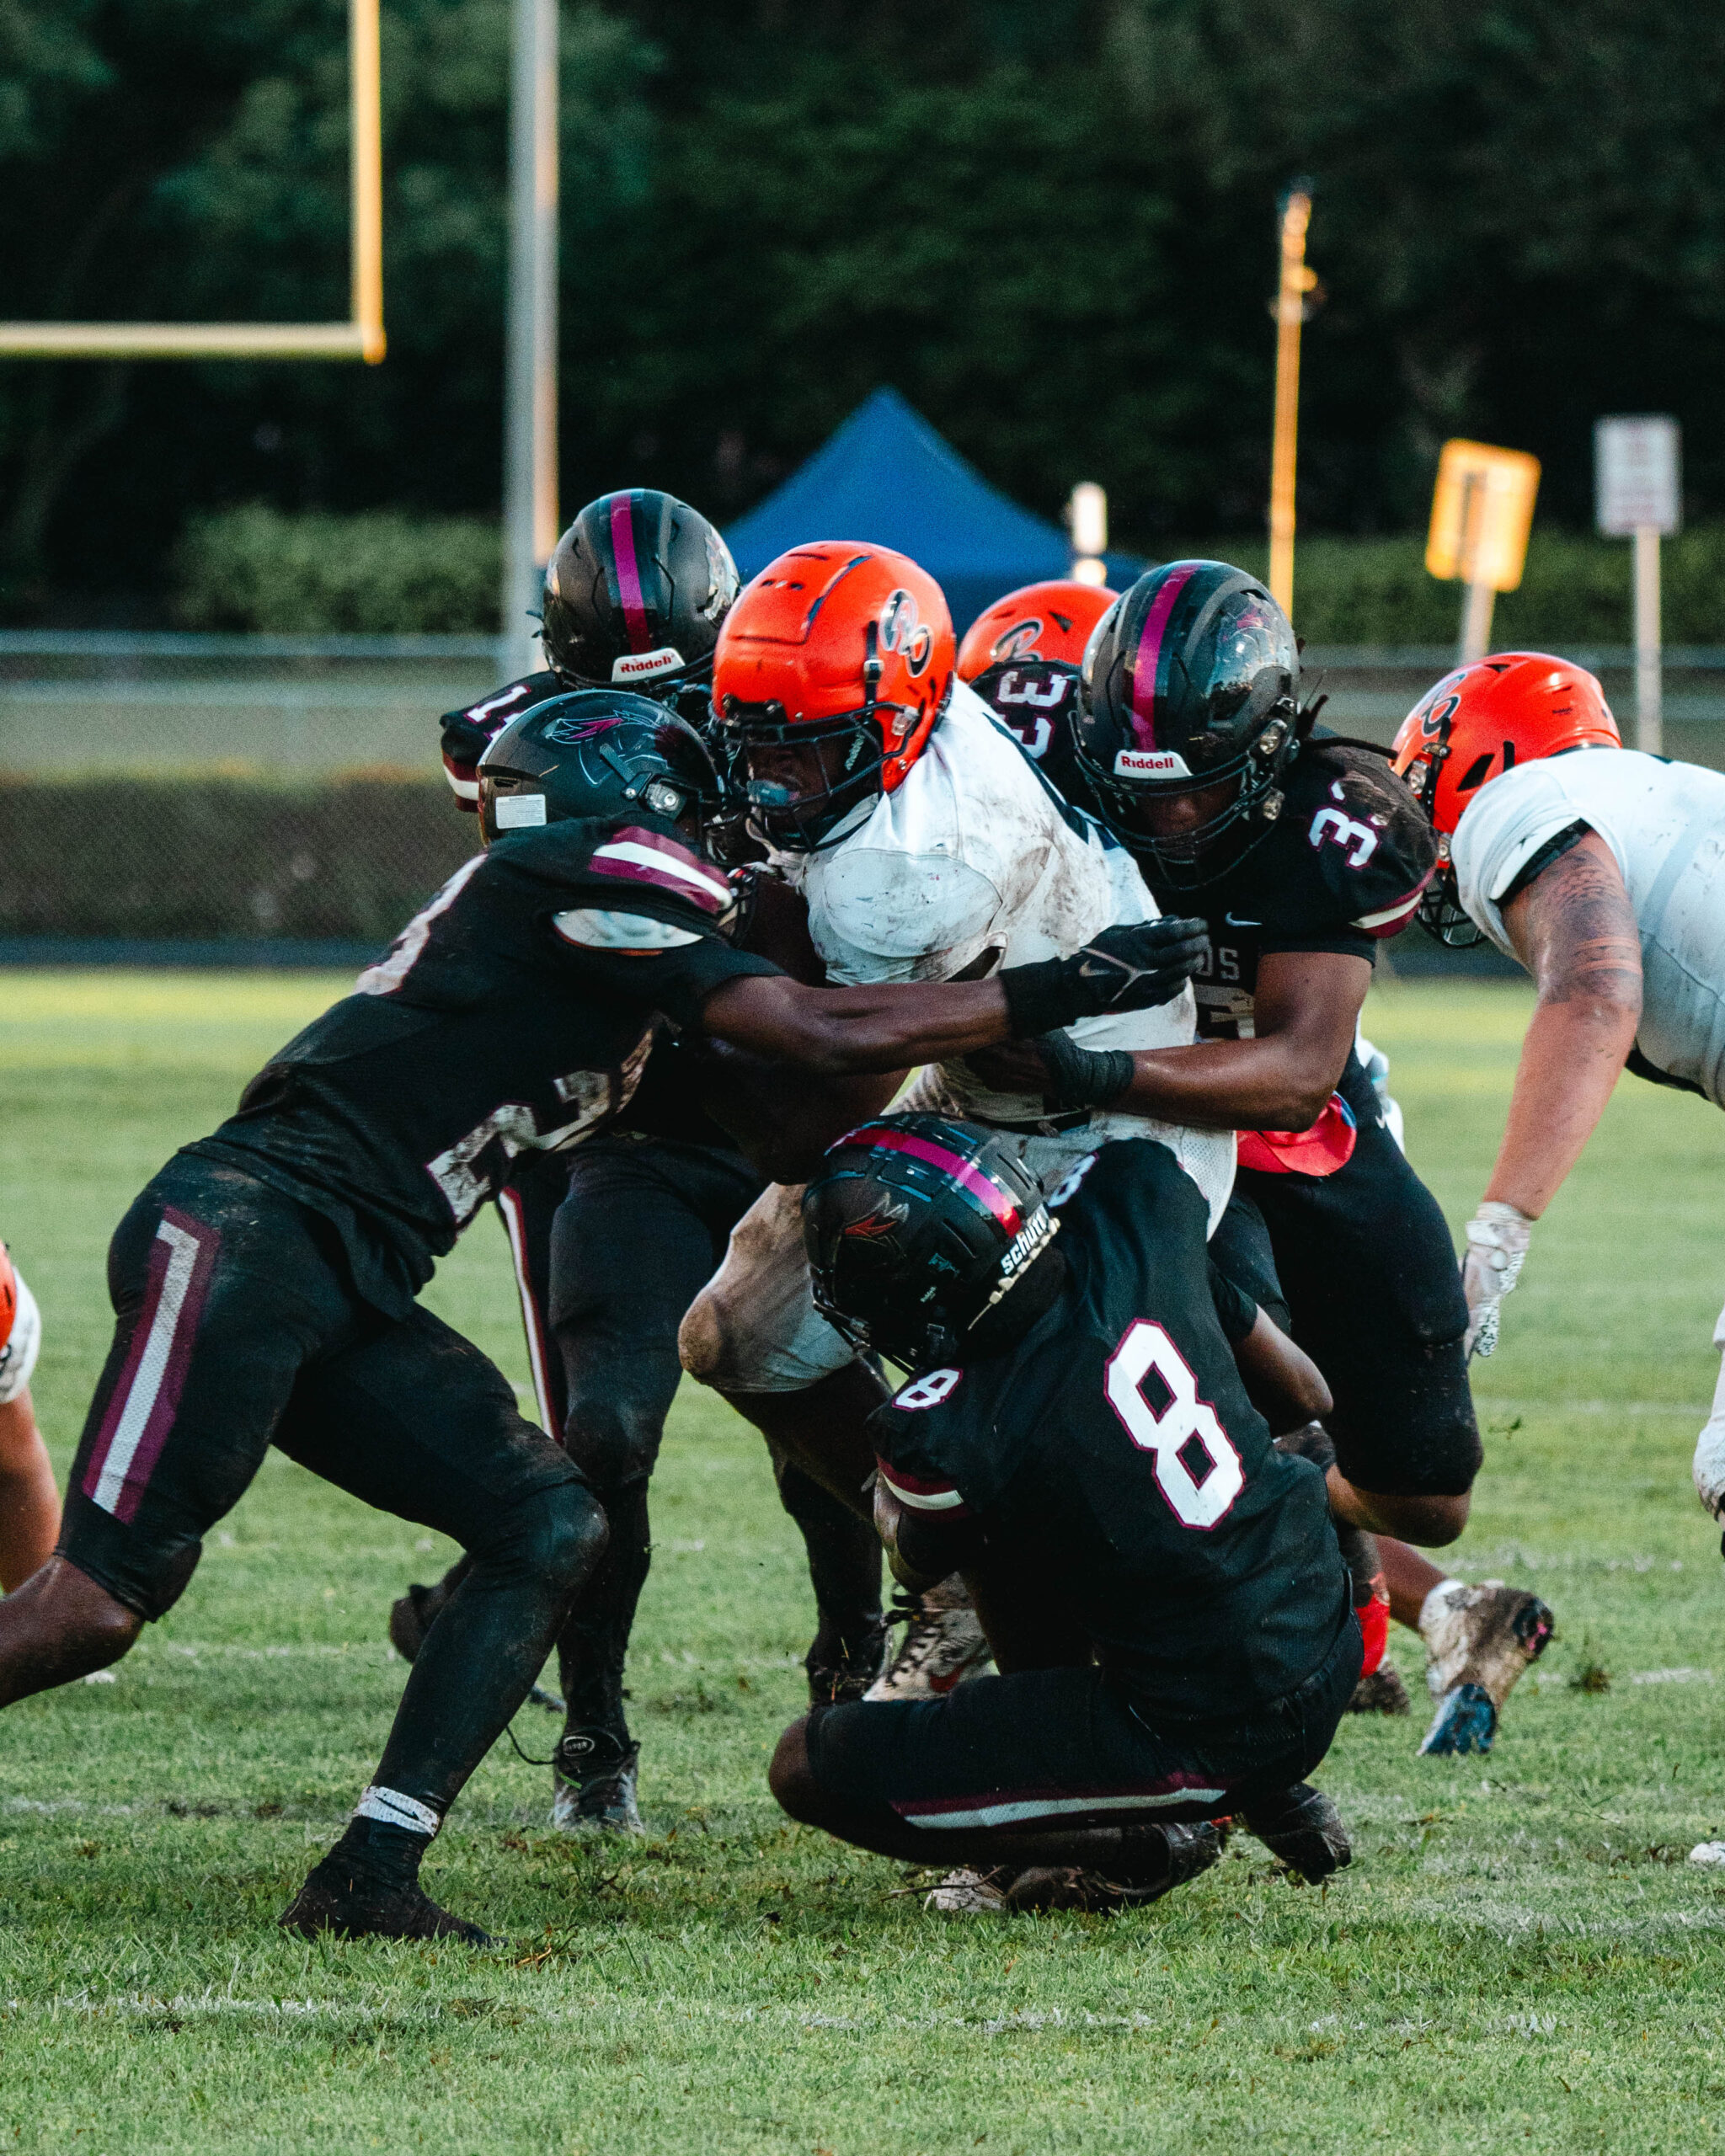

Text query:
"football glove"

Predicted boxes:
[[1461, 1200, 1534, 1360], [1000, 918, 1209, 1039]]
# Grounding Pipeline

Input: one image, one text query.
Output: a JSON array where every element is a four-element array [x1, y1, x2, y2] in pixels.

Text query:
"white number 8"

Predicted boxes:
[[1104, 1320, 1244, 1530]]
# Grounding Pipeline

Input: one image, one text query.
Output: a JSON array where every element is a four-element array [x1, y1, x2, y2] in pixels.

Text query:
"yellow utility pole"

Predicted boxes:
[[1267, 186, 1314, 620]]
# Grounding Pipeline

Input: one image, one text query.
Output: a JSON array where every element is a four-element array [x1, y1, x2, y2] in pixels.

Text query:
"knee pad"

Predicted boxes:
[[563, 1387, 666, 1488], [482, 1476, 608, 1593]]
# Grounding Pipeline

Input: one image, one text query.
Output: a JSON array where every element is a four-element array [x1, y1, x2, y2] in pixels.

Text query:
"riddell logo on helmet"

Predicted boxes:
[[611, 646, 685, 683], [1114, 748, 1192, 779]]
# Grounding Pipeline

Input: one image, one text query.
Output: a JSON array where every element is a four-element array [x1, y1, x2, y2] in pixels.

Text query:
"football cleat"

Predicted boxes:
[[278, 1859, 495, 1945], [924, 1867, 1013, 1914], [1417, 1579, 1554, 1756], [1242, 1783, 1351, 1882], [551, 1728, 644, 1835], [864, 1577, 994, 1702], [1006, 1822, 1226, 1913], [1346, 1664, 1413, 1716], [806, 1615, 889, 1706]]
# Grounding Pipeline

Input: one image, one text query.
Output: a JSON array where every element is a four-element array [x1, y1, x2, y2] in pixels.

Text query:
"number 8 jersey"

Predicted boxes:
[[870, 1139, 1352, 1717]]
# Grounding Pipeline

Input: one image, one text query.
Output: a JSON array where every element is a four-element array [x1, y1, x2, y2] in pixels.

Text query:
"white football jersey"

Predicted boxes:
[[1450, 746, 1725, 1107], [0, 1264, 40, 1406], [770, 680, 1236, 1223]]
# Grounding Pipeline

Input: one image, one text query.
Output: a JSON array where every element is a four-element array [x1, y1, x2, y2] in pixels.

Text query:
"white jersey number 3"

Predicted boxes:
[[1104, 1320, 1244, 1529]]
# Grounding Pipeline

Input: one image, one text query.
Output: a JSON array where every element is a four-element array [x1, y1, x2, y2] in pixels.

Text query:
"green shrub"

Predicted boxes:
[[169, 504, 1725, 646], [1144, 529, 1725, 647], [172, 505, 500, 635], [0, 776, 475, 940]]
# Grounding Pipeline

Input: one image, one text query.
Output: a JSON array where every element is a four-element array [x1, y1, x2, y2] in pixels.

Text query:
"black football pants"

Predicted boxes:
[[60, 1155, 605, 1821], [1210, 1054, 1482, 1499], [502, 1139, 882, 1748]]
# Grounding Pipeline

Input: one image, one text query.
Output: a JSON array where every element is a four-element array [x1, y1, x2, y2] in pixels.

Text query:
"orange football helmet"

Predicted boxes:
[[1391, 652, 1619, 838], [0, 1245, 15, 1358], [1391, 651, 1620, 946], [713, 542, 954, 850], [955, 579, 1119, 680]]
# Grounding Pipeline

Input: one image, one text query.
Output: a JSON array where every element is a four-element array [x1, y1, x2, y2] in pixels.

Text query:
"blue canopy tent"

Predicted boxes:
[[724, 387, 1140, 632]]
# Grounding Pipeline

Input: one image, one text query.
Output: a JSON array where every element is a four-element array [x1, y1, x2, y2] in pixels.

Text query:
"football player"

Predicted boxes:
[[953, 577, 1119, 765], [768, 1118, 1357, 1913], [397, 487, 887, 1833], [1389, 654, 1725, 1534], [1008, 562, 1554, 1755], [0, 691, 1205, 1943], [0, 1244, 59, 1589], [676, 542, 1226, 1696]]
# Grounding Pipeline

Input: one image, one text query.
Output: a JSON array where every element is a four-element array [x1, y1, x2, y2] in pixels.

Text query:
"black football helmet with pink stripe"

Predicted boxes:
[[1075, 561, 1305, 889], [539, 490, 740, 720], [477, 690, 723, 846], [804, 1115, 1060, 1372]]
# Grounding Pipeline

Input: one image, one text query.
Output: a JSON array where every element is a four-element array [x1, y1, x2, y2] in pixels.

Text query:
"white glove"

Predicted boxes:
[[1461, 1201, 1533, 1360]]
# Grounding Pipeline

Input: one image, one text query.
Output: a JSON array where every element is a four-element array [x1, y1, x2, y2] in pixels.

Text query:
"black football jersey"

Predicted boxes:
[[440, 671, 564, 809], [1044, 727, 1435, 1042], [871, 1139, 1349, 1716], [189, 817, 778, 1315]]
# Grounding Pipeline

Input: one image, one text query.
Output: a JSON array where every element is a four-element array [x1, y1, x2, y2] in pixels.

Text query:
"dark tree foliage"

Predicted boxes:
[[0, 0, 1720, 613]]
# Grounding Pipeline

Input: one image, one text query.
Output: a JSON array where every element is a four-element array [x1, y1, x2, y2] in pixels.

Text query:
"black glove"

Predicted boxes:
[[999, 917, 1210, 1038], [1031, 1029, 1135, 1111]]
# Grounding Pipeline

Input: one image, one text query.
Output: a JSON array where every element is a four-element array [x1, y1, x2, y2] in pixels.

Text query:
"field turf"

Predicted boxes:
[[5, 968, 1725, 2153]]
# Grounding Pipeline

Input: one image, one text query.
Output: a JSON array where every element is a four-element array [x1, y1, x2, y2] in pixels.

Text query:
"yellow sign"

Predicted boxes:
[[0, 0, 383, 364], [1425, 440, 1540, 592]]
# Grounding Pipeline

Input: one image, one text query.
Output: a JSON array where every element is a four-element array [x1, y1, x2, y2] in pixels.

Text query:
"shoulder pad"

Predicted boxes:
[[498, 814, 740, 934], [440, 671, 564, 806], [1282, 743, 1436, 937], [441, 670, 562, 737]]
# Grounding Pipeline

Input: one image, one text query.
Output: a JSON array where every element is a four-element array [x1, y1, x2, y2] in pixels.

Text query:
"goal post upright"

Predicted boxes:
[[0, 0, 385, 363]]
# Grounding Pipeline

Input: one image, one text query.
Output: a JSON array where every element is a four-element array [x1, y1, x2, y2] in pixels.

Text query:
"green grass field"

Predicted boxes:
[[6, 969, 1725, 2153]]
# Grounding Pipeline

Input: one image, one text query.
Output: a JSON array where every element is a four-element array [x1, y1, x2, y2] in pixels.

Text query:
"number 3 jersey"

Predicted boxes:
[[1040, 729, 1435, 1043], [870, 1139, 1351, 1717], [187, 815, 778, 1316]]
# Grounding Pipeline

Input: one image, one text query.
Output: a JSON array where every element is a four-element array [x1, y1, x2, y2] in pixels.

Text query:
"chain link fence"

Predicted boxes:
[[4, 634, 1725, 960]]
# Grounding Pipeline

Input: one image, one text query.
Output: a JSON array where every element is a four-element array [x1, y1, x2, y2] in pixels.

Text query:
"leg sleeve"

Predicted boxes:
[[278, 1304, 604, 1817], [550, 1141, 757, 1486], [547, 1139, 762, 1739]]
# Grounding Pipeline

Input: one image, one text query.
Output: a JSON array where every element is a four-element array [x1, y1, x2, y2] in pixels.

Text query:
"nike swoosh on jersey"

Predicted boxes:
[[1223, 912, 1262, 927]]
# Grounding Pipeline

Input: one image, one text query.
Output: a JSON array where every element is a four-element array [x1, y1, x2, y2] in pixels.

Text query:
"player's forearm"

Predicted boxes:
[[702, 975, 1012, 1076], [1113, 1036, 1344, 1132], [1482, 995, 1639, 1218]]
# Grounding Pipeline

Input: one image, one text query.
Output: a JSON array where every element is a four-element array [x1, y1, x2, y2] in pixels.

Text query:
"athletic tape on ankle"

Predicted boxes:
[[353, 1785, 442, 1837]]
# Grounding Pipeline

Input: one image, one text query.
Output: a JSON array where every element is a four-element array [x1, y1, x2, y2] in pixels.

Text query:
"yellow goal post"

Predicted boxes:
[[0, 0, 383, 362]]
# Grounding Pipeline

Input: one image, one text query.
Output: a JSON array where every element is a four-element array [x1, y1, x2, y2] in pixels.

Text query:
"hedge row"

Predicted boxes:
[[0, 777, 475, 941], [169, 504, 1725, 645]]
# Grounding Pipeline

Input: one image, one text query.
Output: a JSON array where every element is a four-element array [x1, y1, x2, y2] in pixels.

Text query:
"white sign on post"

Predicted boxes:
[[1595, 415, 1681, 537], [1595, 415, 1681, 756]]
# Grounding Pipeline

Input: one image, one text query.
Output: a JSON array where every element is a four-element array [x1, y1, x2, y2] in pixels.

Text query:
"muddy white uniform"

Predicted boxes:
[[1450, 745, 1725, 1513], [680, 680, 1236, 1391], [1452, 747, 1725, 1104], [0, 1264, 41, 1407]]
